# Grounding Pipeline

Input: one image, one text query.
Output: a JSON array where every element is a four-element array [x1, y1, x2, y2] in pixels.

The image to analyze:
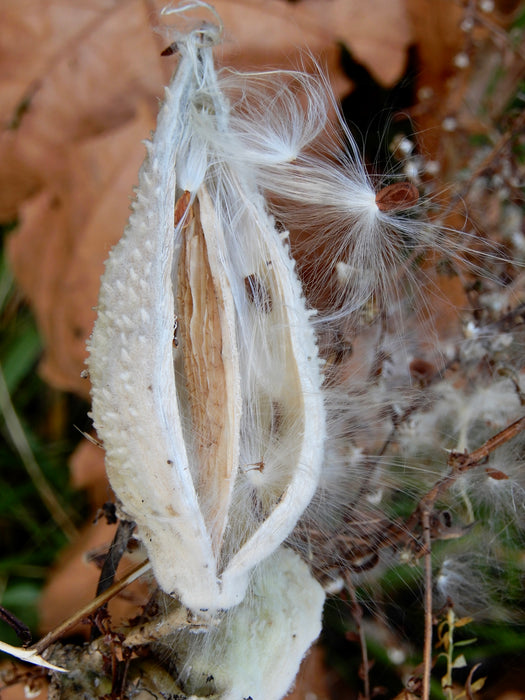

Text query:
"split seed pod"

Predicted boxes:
[[87, 14, 325, 614]]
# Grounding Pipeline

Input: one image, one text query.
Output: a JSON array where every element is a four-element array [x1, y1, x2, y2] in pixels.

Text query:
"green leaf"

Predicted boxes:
[[0, 322, 42, 393], [454, 637, 477, 648]]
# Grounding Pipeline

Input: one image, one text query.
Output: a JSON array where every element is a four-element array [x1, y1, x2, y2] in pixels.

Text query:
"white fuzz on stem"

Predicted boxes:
[[163, 548, 325, 700]]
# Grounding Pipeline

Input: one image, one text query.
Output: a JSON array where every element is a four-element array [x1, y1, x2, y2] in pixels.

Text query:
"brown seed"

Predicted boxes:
[[485, 467, 509, 480], [161, 42, 178, 57], [245, 460, 265, 473], [174, 190, 191, 227], [409, 358, 435, 385], [244, 274, 272, 313], [173, 316, 179, 348], [375, 182, 419, 213]]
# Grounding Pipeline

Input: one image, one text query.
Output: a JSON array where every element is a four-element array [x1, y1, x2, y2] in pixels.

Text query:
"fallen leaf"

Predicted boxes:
[[69, 438, 108, 506], [7, 106, 154, 396], [286, 644, 351, 699], [39, 516, 149, 636], [0, 0, 166, 217]]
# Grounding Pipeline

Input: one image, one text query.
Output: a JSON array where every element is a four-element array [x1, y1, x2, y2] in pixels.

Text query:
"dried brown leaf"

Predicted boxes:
[[207, 0, 411, 87], [39, 517, 149, 636], [7, 107, 154, 396], [0, 0, 165, 216]]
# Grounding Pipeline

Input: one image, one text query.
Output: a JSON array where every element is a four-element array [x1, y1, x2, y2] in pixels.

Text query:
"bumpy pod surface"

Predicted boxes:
[[87, 19, 326, 613]]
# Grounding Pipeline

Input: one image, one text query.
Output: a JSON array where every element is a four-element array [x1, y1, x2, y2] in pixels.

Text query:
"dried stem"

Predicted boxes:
[[406, 414, 525, 696], [449, 414, 525, 469], [406, 414, 525, 535], [421, 508, 433, 700], [344, 572, 370, 700], [31, 560, 151, 655]]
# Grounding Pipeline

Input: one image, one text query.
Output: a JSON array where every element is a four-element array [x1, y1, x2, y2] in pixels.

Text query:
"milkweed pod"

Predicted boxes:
[[87, 12, 325, 614]]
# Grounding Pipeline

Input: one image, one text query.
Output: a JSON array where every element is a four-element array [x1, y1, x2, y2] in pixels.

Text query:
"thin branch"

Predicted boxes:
[[96, 520, 137, 597], [405, 415, 525, 697], [91, 519, 137, 640], [406, 414, 525, 535], [344, 572, 370, 700], [421, 508, 433, 700], [449, 414, 525, 469], [31, 560, 151, 655], [0, 605, 32, 646]]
